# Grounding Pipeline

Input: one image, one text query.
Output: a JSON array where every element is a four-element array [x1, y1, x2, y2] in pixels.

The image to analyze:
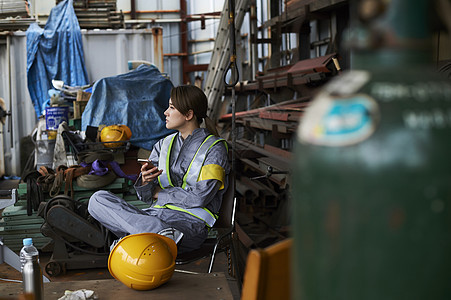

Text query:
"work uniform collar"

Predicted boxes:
[[179, 128, 209, 144]]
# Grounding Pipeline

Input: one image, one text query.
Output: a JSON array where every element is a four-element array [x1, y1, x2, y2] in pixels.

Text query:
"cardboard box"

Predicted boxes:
[[76, 90, 92, 102], [74, 100, 89, 119]]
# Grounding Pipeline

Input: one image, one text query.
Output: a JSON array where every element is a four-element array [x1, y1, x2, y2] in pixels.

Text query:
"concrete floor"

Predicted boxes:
[[0, 250, 240, 299], [0, 179, 241, 299]]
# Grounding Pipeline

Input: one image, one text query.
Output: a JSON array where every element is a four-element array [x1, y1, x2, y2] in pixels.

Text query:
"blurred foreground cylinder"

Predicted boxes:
[[292, 0, 451, 299]]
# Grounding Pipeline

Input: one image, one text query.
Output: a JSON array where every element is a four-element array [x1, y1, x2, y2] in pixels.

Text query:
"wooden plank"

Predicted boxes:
[[15, 191, 128, 207], [236, 222, 258, 249], [241, 117, 298, 133], [257, 154, 290, 171], [123, 195, 138, 201], [2, 223, 42, 231], [220, 97, 310, 121], [1, 214, 42, 221], [263, 144, 292, 160], [0, 231, 44, 238], [257, 156, 291, 173], [0, 273, 234, 299], [240, 175, 279, 198], [18, 178, 129, 195], [233, 70, 325, 92], [0, 228, 42, 235], [0, 218, 43, 226], [66, 180, 128, 192], [259, 111, 290, 121], [264, 0, 347, 28], [2, 206, 36, 216], [240, 158, 286, 188], [3, 238, 49, 244], [14, 200, 26, 206], [3, 239, 49, 246], [2, 236, 49, 242], [236, 140, 291, 165]]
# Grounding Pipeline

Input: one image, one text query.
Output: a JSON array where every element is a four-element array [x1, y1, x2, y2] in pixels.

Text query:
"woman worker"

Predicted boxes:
[[88, 85, 230, 253]]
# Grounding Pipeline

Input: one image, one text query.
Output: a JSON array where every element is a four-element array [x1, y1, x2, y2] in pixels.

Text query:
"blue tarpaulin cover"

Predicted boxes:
[[26, 0, 89, 117], [81, 64, 175, 151]]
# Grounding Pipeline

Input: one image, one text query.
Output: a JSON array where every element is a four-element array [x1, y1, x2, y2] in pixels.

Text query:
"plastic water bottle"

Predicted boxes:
[[20, 238, 39, 273], [22, 254, 44, 300]]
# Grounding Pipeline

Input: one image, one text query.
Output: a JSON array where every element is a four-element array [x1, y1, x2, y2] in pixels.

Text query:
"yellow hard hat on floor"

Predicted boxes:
[[100, 125, 132, 148], [108, 233, 177, 290]]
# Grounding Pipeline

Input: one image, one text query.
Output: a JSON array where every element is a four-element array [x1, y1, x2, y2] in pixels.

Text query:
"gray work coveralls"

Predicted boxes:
[[88, 128, 230, 253]]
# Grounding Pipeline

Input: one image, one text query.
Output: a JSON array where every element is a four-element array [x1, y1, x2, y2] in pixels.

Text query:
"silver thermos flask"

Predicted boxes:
[[22, 254, 44, 300]]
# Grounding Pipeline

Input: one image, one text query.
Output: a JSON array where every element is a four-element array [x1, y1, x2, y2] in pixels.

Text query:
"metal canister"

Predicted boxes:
[[292, 0, 451, 299], [22, 255, 44, 300]]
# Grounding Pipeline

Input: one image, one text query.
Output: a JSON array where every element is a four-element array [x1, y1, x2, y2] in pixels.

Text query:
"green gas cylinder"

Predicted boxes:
[[292, 0, 451, 299]]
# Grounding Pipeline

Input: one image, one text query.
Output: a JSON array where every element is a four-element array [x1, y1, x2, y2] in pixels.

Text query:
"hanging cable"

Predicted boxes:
[[224, 0, 240, 181], [224, 0, 240, 89]]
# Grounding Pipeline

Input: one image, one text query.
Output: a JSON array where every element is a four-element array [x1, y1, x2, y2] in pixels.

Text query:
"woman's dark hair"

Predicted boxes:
[[170, 85, 219, 136]]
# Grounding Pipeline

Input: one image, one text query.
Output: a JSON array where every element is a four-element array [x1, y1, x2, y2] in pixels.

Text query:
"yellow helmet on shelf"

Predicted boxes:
[[100, 125, 132, 148], [108, 233, 177, 291]]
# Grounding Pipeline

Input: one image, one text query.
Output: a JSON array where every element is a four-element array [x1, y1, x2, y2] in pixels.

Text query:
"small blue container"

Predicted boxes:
[[45, 107, 69, 131]]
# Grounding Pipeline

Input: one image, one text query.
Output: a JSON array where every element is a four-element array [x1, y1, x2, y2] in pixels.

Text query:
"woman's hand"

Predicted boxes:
[[141, 161, 163, 186]]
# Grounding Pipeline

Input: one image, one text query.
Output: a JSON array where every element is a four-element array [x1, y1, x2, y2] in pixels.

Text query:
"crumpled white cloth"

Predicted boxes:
[[58, 289, 98, 300], [52, 121, 70, 169]]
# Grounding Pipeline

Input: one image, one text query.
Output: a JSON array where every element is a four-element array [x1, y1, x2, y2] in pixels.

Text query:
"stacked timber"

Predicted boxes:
[[0, 0, 28, 18], [0, 0, 34, 31], [219, 54, 340, 213], [70, 0, 124, 29], [0, 177, 142, 252]]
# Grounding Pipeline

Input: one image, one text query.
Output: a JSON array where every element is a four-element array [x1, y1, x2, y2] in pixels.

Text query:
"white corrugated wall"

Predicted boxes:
[[0, 0, 230, 176], [0, 28, 163, 176], [0, 33, 37, 177]]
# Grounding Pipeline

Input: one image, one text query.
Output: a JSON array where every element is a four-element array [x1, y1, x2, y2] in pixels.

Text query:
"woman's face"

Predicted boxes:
[[164, 99, 187, 131]]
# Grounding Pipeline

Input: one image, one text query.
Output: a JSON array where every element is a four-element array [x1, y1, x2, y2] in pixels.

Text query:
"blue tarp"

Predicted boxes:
[[81, 64, 175, 151], [26, 0, 89, 117]]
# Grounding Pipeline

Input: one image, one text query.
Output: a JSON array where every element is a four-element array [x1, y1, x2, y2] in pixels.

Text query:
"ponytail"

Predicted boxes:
[[204, 116, 219, 137]]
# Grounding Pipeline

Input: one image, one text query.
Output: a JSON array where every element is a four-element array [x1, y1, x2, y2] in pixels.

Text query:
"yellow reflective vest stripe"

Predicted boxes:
[[153, 204, 218, 227]]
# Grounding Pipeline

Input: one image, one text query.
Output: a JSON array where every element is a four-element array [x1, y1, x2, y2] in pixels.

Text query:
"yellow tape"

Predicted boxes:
[[198, 164, 226, 190]]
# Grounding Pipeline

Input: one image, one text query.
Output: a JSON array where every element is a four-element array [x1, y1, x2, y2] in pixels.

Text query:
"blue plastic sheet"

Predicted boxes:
[[81, 64, 175, 151], [26, 0, 89, 117]]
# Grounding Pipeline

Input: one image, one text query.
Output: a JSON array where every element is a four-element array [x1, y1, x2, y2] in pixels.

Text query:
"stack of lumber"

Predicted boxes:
[[0, 0, 27, 18], [0, 177, 144, 252], [73, 0, 124, 29], [0, 0, 33, 31]]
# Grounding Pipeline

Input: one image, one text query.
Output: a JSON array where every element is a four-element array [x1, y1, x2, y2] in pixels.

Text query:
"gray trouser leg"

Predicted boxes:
[[88, 190, 169, 238]]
